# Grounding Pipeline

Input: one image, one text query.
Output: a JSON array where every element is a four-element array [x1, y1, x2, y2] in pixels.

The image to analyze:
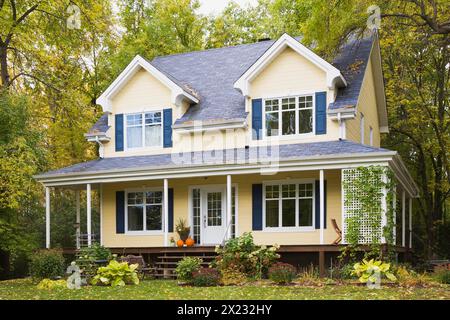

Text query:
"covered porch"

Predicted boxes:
[[34, 141, 419, 275]]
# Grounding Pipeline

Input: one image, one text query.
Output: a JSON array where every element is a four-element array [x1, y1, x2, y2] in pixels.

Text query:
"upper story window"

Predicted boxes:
[[126, 112, 162, 149], [264, 95, 314, 138]]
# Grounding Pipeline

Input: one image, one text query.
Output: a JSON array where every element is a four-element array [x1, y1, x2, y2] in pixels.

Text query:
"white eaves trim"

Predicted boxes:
[[234, 34, 347, 96], [173, 119, 247, 134], [96, 55, 199, 112]]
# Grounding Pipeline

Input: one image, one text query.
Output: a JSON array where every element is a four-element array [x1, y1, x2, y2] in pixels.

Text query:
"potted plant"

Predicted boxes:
[[175, 218, 191, 242]]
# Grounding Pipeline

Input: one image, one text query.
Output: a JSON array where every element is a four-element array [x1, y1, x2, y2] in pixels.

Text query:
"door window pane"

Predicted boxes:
[[207, 192, 222, 226]]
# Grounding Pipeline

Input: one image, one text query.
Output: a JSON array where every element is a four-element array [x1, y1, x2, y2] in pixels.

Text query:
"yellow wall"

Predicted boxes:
[[101, 170, 342, 247], [248, 47, 341, 146], [346, 55, 381, 147]]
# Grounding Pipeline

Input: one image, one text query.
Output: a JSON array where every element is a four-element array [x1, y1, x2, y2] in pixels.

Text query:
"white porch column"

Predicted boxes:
[[319, 169, 325, 245], [100, 184, 103, 246], [75, 190, 81, 249], [393, 186, 397, 243], [45, 187, 51, 249], [226, 175, 232, 239], [86, 183, 92, 247], [402, 190, 406, 247], [164, 178, 169, 247], [409, 197, 413, 248]]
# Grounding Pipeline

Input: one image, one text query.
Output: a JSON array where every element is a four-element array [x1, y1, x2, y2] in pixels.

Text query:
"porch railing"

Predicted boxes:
[[75, 233, 98, 249]]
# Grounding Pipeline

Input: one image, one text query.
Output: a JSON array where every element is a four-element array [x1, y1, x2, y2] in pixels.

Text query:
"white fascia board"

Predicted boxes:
[[35, 152, 395, 186], [389, 154, 420, 198], [96, 55, 198, 112], [234, 34, 347, 96], [173, 119, 247, 133]]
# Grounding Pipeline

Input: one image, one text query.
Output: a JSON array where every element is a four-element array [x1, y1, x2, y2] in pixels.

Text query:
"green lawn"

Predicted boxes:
[[0, 278, 449, 300]]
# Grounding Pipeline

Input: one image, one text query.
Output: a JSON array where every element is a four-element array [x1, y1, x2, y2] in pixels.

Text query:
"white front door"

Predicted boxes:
[[201, 187, 226, 245]]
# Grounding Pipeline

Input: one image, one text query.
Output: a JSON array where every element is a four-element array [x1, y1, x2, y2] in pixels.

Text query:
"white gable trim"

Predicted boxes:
[[234, 34, 347, 96], [96, 55, 199, 112]]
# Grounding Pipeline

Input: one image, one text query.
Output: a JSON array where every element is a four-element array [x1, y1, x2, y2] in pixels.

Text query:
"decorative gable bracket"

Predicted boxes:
[[234, 34, 347, 97], [96, 55, 199, 112]]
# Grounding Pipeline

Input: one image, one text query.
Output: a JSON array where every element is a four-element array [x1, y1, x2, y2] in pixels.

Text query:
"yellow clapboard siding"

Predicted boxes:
[[101, 171, 342, 247]]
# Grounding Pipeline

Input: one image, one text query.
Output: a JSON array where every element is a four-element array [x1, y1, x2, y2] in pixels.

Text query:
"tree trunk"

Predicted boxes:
[[0, 43, 9, 89]]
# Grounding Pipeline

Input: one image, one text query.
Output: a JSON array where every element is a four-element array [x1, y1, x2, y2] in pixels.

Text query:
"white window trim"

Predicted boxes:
[[125, 187, 164, 235], [262, 94, 315, 140], [124, 110, 164, 151], [262, 179, 315, 232]]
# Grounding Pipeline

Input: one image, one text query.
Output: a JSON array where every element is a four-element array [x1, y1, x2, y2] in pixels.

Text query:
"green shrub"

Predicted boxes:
[[77, 243, 112, 261], [175, 257, 202, 282], [220, 265, 248, 286], [352, 259, 397, 283], [268, 262, 297, 284], [29, 250, 65, 280], [336, 263, 355, 280], [192, 268, 220, 287], [36, 279, 67, 290], [435, 269, 450, 284], [214, 232, 279, 278], [91, 260, 139, 287]]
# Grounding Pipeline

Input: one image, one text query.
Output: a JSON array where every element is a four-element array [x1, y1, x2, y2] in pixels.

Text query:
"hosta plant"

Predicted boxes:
[[352, 259, 397, 283], [91, 260, 140, 287]]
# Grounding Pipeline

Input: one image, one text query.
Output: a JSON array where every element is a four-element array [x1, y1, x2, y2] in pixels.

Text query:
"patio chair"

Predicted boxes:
[[121, 255, 155, 280], [331, 219, 342, 245]]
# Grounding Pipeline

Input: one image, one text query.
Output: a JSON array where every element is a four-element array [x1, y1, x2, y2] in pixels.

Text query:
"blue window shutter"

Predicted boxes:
[[314, 180, 327, 229], [252, 184, 263, 230], [168, 188, 174, 232], [115, 114, 124, 151], [315, 92, 327, 135], [163, 108, 173, 148], [116, 191, 125, 234], [252, 99, 263, 140]]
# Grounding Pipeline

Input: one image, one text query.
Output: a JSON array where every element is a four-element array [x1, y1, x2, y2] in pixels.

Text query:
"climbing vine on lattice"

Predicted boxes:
[[342, 166, 396, 261]]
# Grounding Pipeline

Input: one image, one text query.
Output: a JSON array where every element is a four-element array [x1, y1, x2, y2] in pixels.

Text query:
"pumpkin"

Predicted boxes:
[[177, 239, 184, 247], [185, 237, 195, 247]]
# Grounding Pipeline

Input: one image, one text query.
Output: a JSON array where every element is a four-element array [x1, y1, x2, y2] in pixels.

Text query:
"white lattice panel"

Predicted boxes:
[[342, 169, 383, 244]]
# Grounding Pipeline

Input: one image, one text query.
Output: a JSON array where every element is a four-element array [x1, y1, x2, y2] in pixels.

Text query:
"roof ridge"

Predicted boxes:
[[152, 39, 276, 61]]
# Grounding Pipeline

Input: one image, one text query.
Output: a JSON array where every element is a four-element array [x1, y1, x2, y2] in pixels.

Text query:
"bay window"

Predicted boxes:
[[264, 182, 314, 229], [126, 111, 162, 149], [264, 95, 314, 137], [127, 190, 163, 232]]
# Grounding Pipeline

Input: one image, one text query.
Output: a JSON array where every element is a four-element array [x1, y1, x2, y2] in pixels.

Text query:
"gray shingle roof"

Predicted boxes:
[[87, 113, 109, 135], [151, 40, 275, 124], [88, 34, 374, 131], [330, 36, 374, 109], [36, 140, 392, 178]]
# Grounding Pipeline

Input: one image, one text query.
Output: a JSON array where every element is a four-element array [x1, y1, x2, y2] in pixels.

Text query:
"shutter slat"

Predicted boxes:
[[252, 99, 263, 140], [315, 92, 327, 135], [115, 114, 124, 152], [252, 184, 263, 230], [116, 191, 125, 234], [163, 109, 173, 148]]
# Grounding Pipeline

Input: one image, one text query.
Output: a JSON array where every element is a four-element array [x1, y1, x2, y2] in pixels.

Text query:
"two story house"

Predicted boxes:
[[35, 32, 418, 271]]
